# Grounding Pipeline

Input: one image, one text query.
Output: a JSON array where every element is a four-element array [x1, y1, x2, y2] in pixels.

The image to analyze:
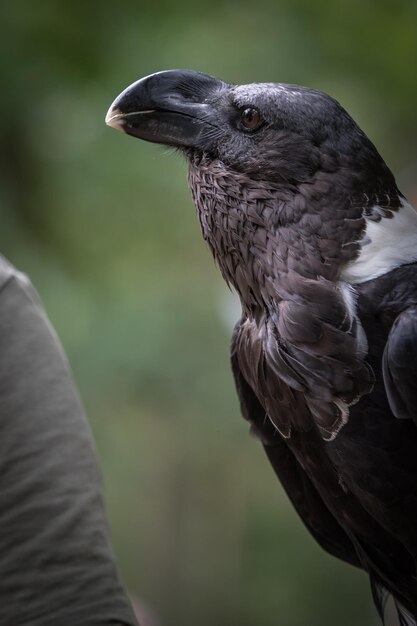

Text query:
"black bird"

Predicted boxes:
[[106, 70, 417, 625]]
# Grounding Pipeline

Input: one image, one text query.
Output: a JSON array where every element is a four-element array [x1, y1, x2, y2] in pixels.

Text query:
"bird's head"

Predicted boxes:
[[105, 69, 395, 190], [106, 70, 406, 294]]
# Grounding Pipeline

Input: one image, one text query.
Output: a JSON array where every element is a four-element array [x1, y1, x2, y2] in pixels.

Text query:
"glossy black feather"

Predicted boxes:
[[383, 306, 417, 422]]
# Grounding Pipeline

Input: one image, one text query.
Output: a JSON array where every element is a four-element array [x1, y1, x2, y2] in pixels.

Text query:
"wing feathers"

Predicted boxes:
[[383, 306, 417, 423], [230, 334, 361, 566]]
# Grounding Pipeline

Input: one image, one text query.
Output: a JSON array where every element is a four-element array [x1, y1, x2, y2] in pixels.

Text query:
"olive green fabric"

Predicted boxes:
[[0, 257, 138, 626]]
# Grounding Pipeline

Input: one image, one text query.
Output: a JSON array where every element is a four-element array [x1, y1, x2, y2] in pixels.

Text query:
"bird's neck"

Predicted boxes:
[[188, 158, 379, 440], [188, 159, 366, 313]]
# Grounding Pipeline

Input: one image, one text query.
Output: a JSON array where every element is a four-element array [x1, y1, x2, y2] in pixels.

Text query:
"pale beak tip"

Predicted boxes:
[[105, 106, 124, 130]]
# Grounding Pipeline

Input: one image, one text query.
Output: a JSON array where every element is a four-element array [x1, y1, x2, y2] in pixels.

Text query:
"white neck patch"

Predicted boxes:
[[341, 199, 417, 284]]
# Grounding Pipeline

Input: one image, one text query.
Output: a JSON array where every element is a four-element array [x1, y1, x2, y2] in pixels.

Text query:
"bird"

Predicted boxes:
[[106, 69, 417, 625]]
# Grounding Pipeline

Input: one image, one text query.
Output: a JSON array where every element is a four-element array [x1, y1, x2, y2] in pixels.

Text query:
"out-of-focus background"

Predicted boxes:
[[1, 2, 416, 625]]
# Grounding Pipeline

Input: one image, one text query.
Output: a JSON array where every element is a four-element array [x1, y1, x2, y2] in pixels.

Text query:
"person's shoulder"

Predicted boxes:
[[0, 255, 31, 293], [0, 255, 43, 316]]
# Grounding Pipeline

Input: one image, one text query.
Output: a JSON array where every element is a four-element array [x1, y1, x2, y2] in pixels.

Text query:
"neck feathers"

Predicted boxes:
[[188, 159, 367, 312], [187, 158, 410, 440]]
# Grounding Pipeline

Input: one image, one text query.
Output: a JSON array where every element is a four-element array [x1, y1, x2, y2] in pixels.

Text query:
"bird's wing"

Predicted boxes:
[[230, 322, 360, 567], [383, 306, 417, 423]]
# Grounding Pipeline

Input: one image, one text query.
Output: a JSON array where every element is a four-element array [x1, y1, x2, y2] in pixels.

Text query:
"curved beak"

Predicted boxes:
[[105, 69, 226, 148]]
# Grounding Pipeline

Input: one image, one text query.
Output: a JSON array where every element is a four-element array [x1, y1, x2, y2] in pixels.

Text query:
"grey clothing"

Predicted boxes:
[[0, 257, 138, 626]]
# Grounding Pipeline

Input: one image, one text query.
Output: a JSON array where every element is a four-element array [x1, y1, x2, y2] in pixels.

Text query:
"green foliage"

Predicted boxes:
[[1, 2, 416, 624]]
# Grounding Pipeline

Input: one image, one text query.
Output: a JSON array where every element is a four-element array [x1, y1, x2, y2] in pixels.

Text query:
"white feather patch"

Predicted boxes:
[[341, 199, 417, 284], [337, 281, 368, 355]]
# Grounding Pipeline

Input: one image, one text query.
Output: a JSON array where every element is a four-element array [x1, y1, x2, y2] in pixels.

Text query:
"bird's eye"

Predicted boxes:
[[240, 107, 262, 131]]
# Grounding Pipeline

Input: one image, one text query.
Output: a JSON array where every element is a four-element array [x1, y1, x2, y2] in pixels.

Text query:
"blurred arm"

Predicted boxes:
[[0, 258, 138, 626]]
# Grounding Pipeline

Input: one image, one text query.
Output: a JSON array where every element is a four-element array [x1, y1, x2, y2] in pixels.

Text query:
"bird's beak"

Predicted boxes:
[[105, 69, 225, 148]]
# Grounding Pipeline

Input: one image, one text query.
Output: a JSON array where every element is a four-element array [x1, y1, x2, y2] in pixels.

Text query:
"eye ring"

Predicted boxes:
[[239, 107, 262, 132]]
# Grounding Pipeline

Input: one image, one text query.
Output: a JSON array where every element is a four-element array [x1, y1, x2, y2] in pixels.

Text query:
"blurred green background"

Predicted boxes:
[[1, 1, 416, 625]]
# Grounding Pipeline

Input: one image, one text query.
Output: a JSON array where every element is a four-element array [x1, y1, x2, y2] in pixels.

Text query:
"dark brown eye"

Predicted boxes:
[[240, 107, 262, 131]]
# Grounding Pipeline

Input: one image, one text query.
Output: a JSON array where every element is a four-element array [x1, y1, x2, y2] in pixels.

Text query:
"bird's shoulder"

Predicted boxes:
[[357, 261, 417, 323]]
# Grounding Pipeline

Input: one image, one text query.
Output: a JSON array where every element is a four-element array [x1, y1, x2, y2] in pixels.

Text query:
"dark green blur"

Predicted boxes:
[[1, 2, 416, 625]]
